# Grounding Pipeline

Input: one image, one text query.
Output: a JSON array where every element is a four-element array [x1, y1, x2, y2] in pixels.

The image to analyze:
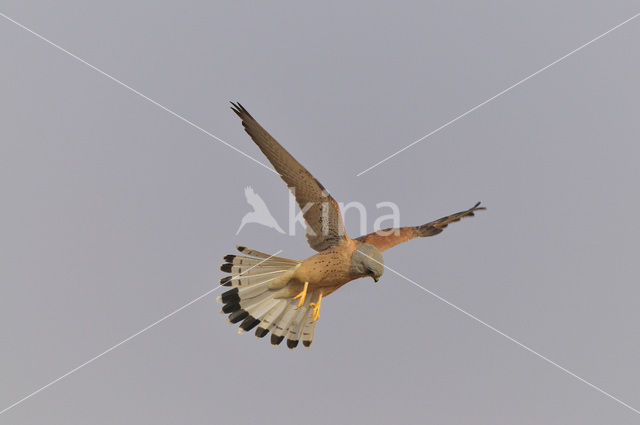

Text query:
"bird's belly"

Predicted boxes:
[[296, 254, 354, 288]]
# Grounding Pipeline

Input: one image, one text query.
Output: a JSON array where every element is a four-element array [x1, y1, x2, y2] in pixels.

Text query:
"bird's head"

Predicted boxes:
[[351, 243, 384, 283]]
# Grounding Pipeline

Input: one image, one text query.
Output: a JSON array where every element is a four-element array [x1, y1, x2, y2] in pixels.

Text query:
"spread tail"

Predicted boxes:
[[217, 246, 318, 349]]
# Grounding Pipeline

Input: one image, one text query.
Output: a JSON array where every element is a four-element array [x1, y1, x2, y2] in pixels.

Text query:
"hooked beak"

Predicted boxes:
[[372, 275, 380, 283]]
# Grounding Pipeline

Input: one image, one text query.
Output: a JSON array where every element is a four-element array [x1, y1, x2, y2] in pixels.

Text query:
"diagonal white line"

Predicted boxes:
[[0, 11, 278, 175], [0, 250, 283, 416], [4, 2, 638, 417], [0, 286, 223, 416], [356, 11, 640, 176], [360, 253, 640, 416]]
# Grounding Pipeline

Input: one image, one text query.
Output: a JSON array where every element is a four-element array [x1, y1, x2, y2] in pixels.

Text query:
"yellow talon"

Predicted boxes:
[[293, 281, 309, 308], [309, 292, 323, 322]]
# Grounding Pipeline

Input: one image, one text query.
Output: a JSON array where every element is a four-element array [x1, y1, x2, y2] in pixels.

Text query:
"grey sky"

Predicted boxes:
[[1, 1, 640, 424]]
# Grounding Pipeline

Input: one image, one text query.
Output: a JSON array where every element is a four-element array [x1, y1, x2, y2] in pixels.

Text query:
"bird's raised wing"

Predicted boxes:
[[356, 202, 485, 252], [231, 102, 347, 251]]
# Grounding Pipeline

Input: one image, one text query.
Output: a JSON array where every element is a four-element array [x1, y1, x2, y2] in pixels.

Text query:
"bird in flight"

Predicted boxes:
[[218, 103, 485, 349]]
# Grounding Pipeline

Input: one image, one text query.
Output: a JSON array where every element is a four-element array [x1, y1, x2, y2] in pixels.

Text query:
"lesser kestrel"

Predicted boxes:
[[218, 103, 484, 349]]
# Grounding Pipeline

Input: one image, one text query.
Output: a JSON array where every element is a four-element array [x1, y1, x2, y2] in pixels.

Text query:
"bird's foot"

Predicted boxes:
[[309, 292, 323, 322], [293, 281, 309, 308]]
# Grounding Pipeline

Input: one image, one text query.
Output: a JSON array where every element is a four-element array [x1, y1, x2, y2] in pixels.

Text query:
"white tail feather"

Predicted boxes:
[[239, 289, 274, 309], [235, 246, 299, 263], [252, 298, 281, 320], [287, 306, 310, 341], [301, 316, 317, 348], [218, 246, 318, 349], [259, 300, 289, 332], [270, 302, 298, 338], [228, 274, 280, 288], [237, 279, 274, 299], [237, 298, 279, 333], [228, 256, 298, 267], [228, 265, 288, 276]]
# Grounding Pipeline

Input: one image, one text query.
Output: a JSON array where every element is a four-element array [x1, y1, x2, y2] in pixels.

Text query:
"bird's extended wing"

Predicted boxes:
[[231, 102, 347, 251], [356, 202, 485, 252]]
